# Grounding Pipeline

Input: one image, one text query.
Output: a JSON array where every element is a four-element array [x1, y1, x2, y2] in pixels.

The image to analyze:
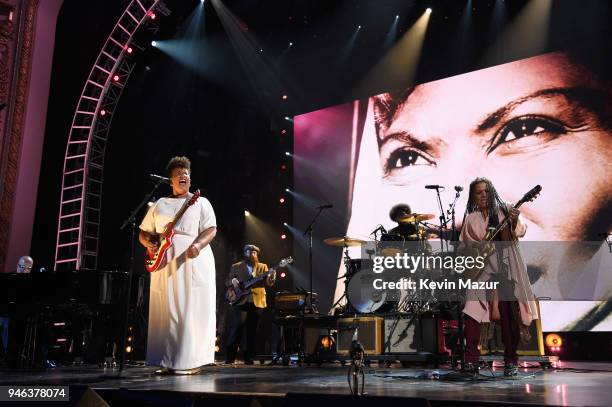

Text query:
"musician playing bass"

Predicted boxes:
[[460, 177, 539, 377], [224, 244, 276, 365]]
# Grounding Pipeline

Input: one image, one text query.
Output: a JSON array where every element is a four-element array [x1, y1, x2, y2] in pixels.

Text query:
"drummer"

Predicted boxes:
[[387, 204, 421, 240]]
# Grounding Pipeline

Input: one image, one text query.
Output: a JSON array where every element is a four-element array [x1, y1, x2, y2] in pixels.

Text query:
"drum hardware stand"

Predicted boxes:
[[331, 244, 355, 314], [428, 185, 449, 252], [303, 206, 331, 314]]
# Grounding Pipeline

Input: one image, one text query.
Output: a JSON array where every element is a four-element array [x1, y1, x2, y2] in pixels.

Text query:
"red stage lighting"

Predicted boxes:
[[100, 109, 106, 116], [126, 47, 133, 54], [148, 11, 156, 20], [113, 75, 120, 82], [281, 234, 287, 240], [281, 129, 287, 134], [282, 94, 288, 100], [280, 271, 286, 278], [279, 198, 285, 203]]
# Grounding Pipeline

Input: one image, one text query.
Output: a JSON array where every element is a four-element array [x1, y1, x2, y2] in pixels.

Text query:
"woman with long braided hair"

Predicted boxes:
[[460, 177, 539, 376]]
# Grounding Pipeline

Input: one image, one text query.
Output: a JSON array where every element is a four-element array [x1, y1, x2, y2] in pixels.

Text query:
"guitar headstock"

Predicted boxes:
[[278, 256, 293, 268], [519, 185, 542, 205], [188, 189, 201, 206]]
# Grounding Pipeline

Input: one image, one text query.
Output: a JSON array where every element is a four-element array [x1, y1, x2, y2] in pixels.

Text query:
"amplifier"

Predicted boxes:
[[480, 317, 544, 356], [383, 314, 440, 354], [337, 317, 383, 355]]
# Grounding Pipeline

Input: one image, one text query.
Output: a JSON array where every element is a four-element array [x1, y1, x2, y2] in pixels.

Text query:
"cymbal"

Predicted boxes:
[[323, 236, 365, 247], [397, 213, 435, 224]]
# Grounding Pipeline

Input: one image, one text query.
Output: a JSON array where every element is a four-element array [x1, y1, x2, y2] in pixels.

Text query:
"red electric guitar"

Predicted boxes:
[[145, 190, 201, 273]]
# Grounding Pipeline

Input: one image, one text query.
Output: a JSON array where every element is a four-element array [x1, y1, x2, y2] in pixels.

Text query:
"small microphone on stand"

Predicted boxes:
[[455, 185, 463, 192], [149, 174, 171, 185], [425, 185, 444, 190], [370, 225, 387, 236]]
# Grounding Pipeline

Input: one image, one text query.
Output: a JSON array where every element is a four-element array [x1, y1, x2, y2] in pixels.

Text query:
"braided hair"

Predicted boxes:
[[463, 177, 508, 229]]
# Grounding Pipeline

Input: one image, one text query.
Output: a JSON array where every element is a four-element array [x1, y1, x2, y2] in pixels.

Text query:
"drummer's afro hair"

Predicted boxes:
[[166, 156, 191, 175], [389, 203, 412, 222]]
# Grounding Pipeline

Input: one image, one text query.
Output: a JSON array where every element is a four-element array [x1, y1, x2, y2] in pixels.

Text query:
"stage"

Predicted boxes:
[[2, 361, 611, 406]]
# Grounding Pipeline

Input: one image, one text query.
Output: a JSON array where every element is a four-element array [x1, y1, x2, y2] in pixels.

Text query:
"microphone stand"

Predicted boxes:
[[431, 187, 448, 252], [115, 179, 166, 373], [302, 206, 329, 314]]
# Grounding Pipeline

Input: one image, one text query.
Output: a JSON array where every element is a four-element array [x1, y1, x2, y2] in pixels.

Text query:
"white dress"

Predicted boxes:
[[139, 195, 217, 370]]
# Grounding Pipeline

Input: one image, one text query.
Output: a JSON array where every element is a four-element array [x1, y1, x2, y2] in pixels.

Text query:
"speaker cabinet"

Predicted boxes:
[[383, 313, 441, 354], [480, 302, 544, 356], [337, 317, 383, 355]]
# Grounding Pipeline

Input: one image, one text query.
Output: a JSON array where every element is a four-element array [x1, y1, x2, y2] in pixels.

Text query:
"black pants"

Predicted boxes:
[[225, 302, 263, 362]]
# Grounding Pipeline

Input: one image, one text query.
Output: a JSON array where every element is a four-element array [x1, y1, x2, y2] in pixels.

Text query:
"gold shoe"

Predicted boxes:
[[173, 366, 203, 375]]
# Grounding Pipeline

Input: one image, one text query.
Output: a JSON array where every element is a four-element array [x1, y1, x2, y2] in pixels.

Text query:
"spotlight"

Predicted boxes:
[[126, 346, 132, 353], [151, 40, 157, 47], [280, 271, 286, 278], [281, 129, 287, 134], [426, 7, 432, 13], [284, 116, 290, 120], [396, 15, 399, 19], [545, 333, 563, 348], [358, 25, 362, 29], [282, 94, 288, 100], [289, 42, 293, 46], [126, 46, 133, 54], [285, 152, 291, 156], [279, 198, 285, 203], [149, 11, 156, 19], [100, 109, 106, 116], [244, 210, 250, 217], [281, 234, 287, 240], [112, 75, 120, 82], [283, 222, 288, 226], [285, 188, 290, 192], [280, 164, 287, 171], [259, 49, 263, 53]]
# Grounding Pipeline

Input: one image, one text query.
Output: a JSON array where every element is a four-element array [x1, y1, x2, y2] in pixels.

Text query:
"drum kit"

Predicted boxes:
[[325, 213, 443, 315]]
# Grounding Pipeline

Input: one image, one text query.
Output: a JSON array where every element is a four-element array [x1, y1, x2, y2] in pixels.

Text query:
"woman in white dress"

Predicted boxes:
[[139, 156, 217, 375]]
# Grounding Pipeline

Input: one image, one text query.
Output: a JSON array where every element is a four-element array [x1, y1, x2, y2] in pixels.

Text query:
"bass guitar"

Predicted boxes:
[[144, 190, 201, 273], [463, 185, 541, 280], [225, 256, 293, 305]]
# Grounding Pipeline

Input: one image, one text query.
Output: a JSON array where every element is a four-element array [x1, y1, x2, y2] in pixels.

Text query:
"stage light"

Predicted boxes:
[[100, 109, 106, 116], [284, 116, 290, 120], [285, 188, 290, 192], [126, 346, 132, 353], [282, 94, 288, 100], [126, 46, 133, 54], [280, 164, 287, 171], [426, 7, 432, 13], [149, 11, 156, 20], [281, 129, 287, 134], [113, 74, 120, 82], [396, 15, 399, 19], [358, 25, 362, 30], [281, 234, 287, 240], [279, 198, 285, 203], [151, 40, 157, 47], [285, 152, 290, 156], [283, 222, 288, 226], [244, 210, 250, 217], [280, 271, 286, 278], [289, 42, 293, 46], [545, 333, 563, 348]]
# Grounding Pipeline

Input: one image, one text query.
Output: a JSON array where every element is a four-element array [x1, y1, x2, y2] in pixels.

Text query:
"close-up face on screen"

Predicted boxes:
[[295, 51, 612, 332]]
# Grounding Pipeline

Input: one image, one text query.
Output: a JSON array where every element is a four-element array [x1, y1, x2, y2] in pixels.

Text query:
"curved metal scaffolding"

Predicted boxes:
[[54, 0, 160, 271]]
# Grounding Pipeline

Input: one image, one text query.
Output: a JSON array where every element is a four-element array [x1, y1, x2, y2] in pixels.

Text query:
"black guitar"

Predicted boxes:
[[225, 257, 293, 305]]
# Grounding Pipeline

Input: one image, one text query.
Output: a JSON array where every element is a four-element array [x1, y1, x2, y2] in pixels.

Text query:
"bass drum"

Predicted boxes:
[[346, 270, 393, 314]]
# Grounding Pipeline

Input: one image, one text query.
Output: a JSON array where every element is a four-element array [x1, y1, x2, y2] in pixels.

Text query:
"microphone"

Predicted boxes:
[[370, 225, 387, 236], [455, 185, 464, 192], [316, 204, 333, 209], [149, 174, 171, 185], [425, 185, 444, 190]]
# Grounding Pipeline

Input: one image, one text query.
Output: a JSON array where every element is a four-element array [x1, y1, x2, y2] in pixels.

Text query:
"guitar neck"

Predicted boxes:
[[487, 201, 525, 242], [165, 195, 195, 232], [244, 268, 275, 289]]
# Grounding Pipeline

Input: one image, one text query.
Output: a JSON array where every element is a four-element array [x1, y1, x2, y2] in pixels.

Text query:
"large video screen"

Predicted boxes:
[[294, 51, 612, 332]]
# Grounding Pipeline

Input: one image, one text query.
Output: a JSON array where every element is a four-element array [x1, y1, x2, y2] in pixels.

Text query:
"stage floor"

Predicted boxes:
[[1, 360, 611, 406]]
